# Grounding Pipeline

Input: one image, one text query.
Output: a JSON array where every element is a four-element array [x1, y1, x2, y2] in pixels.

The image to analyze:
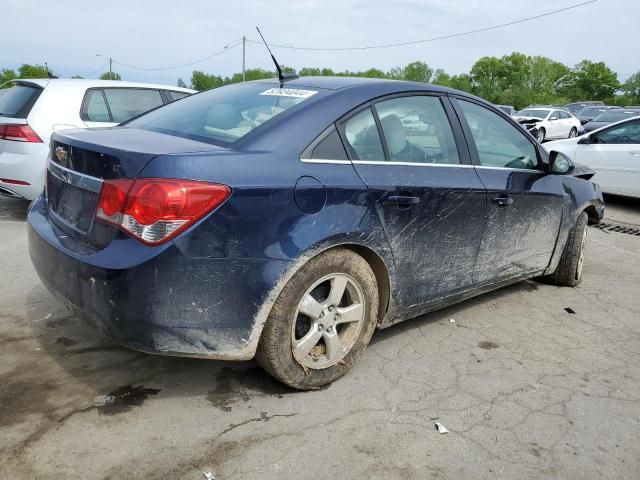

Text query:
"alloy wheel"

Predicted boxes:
[[291, 273, 366, 370], [576, 226, 588, 281]]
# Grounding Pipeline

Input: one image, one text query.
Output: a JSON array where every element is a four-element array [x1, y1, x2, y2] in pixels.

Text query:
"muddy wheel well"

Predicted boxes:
[[339, 244, 391, 324], [583, 205, 600, 224]]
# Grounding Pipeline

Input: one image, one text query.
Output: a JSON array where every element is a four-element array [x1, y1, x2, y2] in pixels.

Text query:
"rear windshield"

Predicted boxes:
[[593, 110, 640, 122], [126, 82, 323, 145], [0, 83, 43, 118]]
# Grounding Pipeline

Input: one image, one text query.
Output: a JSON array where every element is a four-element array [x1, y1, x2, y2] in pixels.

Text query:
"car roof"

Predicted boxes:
[[252, 75, 457, 94], [12, 78, 195, 93]]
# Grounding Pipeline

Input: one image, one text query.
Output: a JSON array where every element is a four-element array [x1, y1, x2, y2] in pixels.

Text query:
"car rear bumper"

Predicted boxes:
[[28, 198, 291, 360], [0, 144, 48, 200]]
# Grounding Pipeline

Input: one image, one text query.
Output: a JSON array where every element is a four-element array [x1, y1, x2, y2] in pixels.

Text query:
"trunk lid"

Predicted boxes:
[[46, 127, 221, 245]]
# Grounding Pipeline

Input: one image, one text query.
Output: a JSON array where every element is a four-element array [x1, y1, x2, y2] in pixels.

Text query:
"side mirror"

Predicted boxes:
[[549, 116, 558, 121], [578, 134, 593, 145], [548, 150, 575, 175]]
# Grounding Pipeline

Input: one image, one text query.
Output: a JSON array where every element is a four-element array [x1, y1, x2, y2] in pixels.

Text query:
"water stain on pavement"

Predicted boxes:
[[478, 340, 500, 350], [94, 385, 161, 415], [55, 336, 78, 347], [207, 366, 291, 412]]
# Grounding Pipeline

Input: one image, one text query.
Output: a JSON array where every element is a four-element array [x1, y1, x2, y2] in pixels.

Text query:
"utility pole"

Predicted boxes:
[[109, 57, 113, 79], [242, 36, 246, 82]]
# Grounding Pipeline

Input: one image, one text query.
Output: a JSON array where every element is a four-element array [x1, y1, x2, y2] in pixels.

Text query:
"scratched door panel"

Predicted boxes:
[[353, 164, 486, 307], [473, 170, 564, 283]]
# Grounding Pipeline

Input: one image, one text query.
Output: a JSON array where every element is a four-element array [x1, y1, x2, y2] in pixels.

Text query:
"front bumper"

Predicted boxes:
[[28, 198, 291, 359]]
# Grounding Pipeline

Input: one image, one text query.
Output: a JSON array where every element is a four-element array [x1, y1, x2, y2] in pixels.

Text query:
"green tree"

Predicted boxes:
[[100, 72, 121, 80], [622, 71, 640, 104], [0, 69, 17, 88], [190, 70, 225, 91], [557, 60, 620, 101], [470, 56, 504, 103], [177, 78, 187, 88], [403, 61, 433, 83], [18, 63, 50, 78]]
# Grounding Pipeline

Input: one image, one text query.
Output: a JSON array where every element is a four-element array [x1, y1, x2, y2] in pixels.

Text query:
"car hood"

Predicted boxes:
[[572, 163, 595, 180], [514, 116, 543, 123]]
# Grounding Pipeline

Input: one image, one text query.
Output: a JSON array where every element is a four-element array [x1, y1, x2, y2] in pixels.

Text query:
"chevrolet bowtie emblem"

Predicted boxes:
[[55, 146, 68, 164]]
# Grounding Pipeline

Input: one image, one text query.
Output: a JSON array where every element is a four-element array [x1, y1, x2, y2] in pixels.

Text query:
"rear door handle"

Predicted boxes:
[[630, 151, 640, 156], [387, 195, 420, 206], [492, 196, 514, 207]]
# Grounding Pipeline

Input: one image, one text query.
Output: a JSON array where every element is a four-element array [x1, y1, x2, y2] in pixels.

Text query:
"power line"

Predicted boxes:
[[81, 62, 110, 78], [246, 0, 599, 51], [112, 39, 243, 71]]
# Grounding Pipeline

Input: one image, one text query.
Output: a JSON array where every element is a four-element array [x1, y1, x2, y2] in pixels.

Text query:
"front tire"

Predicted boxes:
[[537, 128, 546, 142], [256, 249, 379, 390], [568, 127, 577, 138], [546, 212, 588, 287]]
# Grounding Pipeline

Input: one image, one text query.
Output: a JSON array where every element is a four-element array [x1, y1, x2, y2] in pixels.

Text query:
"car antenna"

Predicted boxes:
[[255, 26, 299, 84]]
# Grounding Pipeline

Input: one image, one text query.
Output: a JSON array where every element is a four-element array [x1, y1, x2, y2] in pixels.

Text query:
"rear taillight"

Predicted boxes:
[[96, 178, 231, 245], [0, 124, 43, 143]]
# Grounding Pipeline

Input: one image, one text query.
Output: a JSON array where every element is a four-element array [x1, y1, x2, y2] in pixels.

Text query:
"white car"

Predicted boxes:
[[546, 116, 640, 198], [513, 107, 583, 143], [0, 79, 194, 200]]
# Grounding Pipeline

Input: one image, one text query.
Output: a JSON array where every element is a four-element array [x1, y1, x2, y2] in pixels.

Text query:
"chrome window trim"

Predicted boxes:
[[352, 160, 473, 168], [299, 158, 546, 173], [47, 159, 104, 193], [474, 165, 545, 174], [300, 158, 352, 164]]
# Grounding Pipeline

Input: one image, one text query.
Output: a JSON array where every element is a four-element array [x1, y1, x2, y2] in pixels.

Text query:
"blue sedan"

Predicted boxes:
[[28, 77, 604, 389]]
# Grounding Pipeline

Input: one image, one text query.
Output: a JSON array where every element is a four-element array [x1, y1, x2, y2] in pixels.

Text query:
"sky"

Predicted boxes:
[[2, 0, 638, 87]]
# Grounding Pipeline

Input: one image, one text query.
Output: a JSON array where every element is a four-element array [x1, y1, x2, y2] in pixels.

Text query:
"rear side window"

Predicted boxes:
[[343, 108, 385, 161], [310, 129, 348, 160], [84, 90, 110, 122], [166, 91, 190, 102], [103, 88, 164, 123], [126, 83, 322, 145], [458, 99, 539, 170], [374, 96, 460, 164], [0, 83, 43, 118]]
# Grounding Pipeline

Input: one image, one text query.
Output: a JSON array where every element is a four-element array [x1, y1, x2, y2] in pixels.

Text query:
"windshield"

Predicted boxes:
[[0, 83, 43, 118], [515, 109, 548, 119], [126, 82, 324, 145], [592, 110, 640, 122]]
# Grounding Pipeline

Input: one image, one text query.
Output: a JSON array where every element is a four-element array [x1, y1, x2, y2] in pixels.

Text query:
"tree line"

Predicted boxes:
[[3, 53, 640, 109]]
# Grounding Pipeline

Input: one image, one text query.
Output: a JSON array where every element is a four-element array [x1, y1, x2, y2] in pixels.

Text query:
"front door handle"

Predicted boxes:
[[492, 196, 514, 207], [387, 195, 420, 206], [630, 150, 640, 156]]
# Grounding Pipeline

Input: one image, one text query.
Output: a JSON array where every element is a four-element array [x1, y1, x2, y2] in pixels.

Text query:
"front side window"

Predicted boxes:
[[83, 89, 110, 122], [103, 88, 164, 123], [127, 83, 322, 145], [343, 108, 385, 161], [374, 96, 460, 164], [458, 99, 539, 170], [595, 119, 640, 144]]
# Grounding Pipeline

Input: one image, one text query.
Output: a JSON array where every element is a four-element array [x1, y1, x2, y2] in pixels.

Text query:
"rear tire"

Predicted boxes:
[[546, 212, 589, 287], [256, 249, 378, 390], [537, 128, 546, 143]]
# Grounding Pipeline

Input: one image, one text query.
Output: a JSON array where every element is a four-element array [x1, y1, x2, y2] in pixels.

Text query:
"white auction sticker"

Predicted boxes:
[[260, 88, 318, 98]]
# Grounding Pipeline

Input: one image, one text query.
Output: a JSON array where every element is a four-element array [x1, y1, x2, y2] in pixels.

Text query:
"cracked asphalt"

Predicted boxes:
[[1, 195, 639, 479]]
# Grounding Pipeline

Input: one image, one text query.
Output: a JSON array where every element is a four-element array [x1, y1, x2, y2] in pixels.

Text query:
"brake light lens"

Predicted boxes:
[[0, 124, 43, 142], [96, 178, 231, 245]]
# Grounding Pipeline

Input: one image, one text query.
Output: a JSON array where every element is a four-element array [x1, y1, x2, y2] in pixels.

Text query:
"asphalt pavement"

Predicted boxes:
[[1, 195, 639, 479]]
